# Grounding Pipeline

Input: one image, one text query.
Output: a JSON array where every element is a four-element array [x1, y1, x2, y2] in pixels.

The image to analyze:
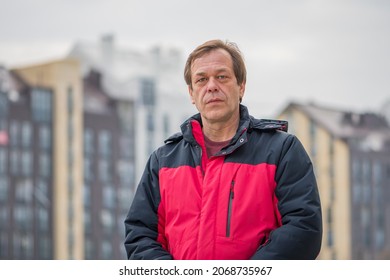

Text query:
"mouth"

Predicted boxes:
[[206, 98, 223, 104]]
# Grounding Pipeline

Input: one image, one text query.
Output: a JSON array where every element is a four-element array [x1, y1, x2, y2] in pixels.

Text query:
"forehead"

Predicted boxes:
[[191, 49, 233, 75]]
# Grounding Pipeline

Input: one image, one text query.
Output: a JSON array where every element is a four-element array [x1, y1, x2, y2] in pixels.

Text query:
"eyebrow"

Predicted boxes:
[[193, 68, 230, 77]]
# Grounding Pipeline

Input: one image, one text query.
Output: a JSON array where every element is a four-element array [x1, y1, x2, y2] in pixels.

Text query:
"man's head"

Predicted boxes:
[[184, 39, 246, 127], [184, 39, 247, 95]]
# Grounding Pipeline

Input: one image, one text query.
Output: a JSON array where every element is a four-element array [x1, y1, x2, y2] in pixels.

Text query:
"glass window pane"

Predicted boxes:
[[21, 121, 32, 148], [0, 177, 8, 202], [39, 125, 51, 150], [0, 147, 7, 174], [0, 92, 8, 117]]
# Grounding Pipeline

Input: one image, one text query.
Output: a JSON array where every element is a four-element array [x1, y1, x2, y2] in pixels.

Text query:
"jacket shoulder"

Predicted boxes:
[[250, 117, 288, 132], [164, 132, 183, 144]]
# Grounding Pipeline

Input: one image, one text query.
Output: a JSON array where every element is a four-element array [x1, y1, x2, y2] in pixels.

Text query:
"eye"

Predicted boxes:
[[195, 77, 207, 84]]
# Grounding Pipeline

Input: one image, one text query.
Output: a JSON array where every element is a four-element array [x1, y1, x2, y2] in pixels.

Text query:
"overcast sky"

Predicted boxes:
[[0, 0, 389, 118]]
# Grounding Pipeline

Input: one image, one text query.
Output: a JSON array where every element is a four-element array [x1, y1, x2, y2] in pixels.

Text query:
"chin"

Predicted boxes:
[[204, 111, 228, 122]]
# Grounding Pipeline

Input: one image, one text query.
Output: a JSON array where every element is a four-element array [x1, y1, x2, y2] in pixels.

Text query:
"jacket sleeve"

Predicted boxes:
[[124, 152, 173, 260], [251, 134, 323, 260]]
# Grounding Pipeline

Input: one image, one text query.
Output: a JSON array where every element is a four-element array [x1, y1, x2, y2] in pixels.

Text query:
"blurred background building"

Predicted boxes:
[[0, 35, 389, 260], [278, 102, 390, 259], [0, 35, 193, 259]]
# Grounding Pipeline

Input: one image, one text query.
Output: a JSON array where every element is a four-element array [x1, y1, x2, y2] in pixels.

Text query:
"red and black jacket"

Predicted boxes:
[[124, 105, 322, 260]]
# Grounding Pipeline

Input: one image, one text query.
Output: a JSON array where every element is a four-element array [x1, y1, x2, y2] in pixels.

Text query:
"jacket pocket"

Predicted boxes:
[[226, 180, 235, 237]]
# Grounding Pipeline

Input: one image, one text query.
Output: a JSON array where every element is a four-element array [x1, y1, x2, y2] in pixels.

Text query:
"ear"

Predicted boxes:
[[188, 85, 195, 104], [239, 82, 246, 101]]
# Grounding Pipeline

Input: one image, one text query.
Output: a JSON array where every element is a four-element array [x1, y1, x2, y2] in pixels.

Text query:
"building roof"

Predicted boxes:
[[67, 34, 186, 101], [284, 101, 390, 152], [0, 65, 31, 102]]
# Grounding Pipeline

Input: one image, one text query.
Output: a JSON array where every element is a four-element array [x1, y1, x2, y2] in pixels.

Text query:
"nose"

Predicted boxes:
[[206, 77, 219, 93]]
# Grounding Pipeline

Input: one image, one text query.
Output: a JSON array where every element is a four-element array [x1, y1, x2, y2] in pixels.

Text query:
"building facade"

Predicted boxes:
[[82, 69, 135, 259], [1, 66, 54, 259], [278, 102, 390, 259], [1, 64, 68, 259], [68, 34, 194, 181], [1, 57, 138, 260]]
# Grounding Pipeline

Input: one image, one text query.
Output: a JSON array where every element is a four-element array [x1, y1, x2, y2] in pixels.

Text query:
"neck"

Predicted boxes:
[[201, 113, 240, 142]]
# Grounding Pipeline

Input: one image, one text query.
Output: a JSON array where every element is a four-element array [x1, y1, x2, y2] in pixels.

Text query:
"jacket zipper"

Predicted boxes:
[[196, 145, 205, 176], [226, 180, 235, 237]]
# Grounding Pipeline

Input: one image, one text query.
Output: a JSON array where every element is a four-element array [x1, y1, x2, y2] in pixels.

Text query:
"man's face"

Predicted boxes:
[[188, 48, 245, 125]]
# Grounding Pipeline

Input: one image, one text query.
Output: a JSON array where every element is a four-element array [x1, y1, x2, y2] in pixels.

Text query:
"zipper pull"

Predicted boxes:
[[230, 180, 235, 199]]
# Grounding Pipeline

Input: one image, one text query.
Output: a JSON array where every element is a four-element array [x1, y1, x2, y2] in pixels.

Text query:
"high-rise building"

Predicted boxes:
[[82, 69, 136, 259], [1, 66, 54, 259], [68, 34, 194, 181], [278, 102, 390, 259], [0, 60, 84, 259], [1, 58, 137, 260]]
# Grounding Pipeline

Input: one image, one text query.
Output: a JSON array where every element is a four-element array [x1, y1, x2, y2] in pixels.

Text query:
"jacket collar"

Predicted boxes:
[[164, 104, 288, 145]]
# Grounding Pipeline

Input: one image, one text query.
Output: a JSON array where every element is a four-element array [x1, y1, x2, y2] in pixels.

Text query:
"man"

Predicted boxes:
[[124, 39, 322, 260]]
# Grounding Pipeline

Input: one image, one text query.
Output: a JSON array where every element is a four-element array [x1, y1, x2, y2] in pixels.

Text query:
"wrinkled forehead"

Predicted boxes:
[[191, 49, 233, 74]]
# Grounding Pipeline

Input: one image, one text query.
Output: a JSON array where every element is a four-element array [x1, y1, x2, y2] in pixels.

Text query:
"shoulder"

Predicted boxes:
[[249, 117, 288, 132], [154, 131, 186, 159], [164, 132, 183, 144]]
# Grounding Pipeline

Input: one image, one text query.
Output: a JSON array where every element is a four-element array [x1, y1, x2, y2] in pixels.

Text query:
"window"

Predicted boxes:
[[118, 186, 134, 210], [31, 88, 52, 122], [327, 207, 333, 224], [146, 111, 155, 155], [9, 120, 19, 147], [99, 159, 110, 182], [0, 92, 8, 118], [67, 86, 74, 114], [117, 160, 134, 185], [141, 78, 155, 106], [35, 179, 49, 207], [100, 209, 114, 230], [352, 158, 362, 203], [13, 232, 34, 259], [84, 207, 92, 234], [83, 184, 91, 207], [84, 158, 93, 182], [36, 207, 49, 232], [0, 177, 8, 202], [21, 151, 32, 176], [38, 235, 51, 259], [99, 130, 111, 158], [362, 159, 371, 204], [15, 179, 33, 203], [0, 232, 8, 258], [84, 239, 94, 260], [14, 205, 33, 229], [39, 153, 51, 178], [21, 121, 32, 148], [10, 150, 19, 175], [146, 112, 154, 132], [101, 240, 113, 260], [0, 147, 7, 174], [39, 125, 51, 150], [327, 229, 333, 247], [84, 129, 94, 156], [0, 206, 8, 229], [102, 185, 115, 209], [119, 136, 133, 159]]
